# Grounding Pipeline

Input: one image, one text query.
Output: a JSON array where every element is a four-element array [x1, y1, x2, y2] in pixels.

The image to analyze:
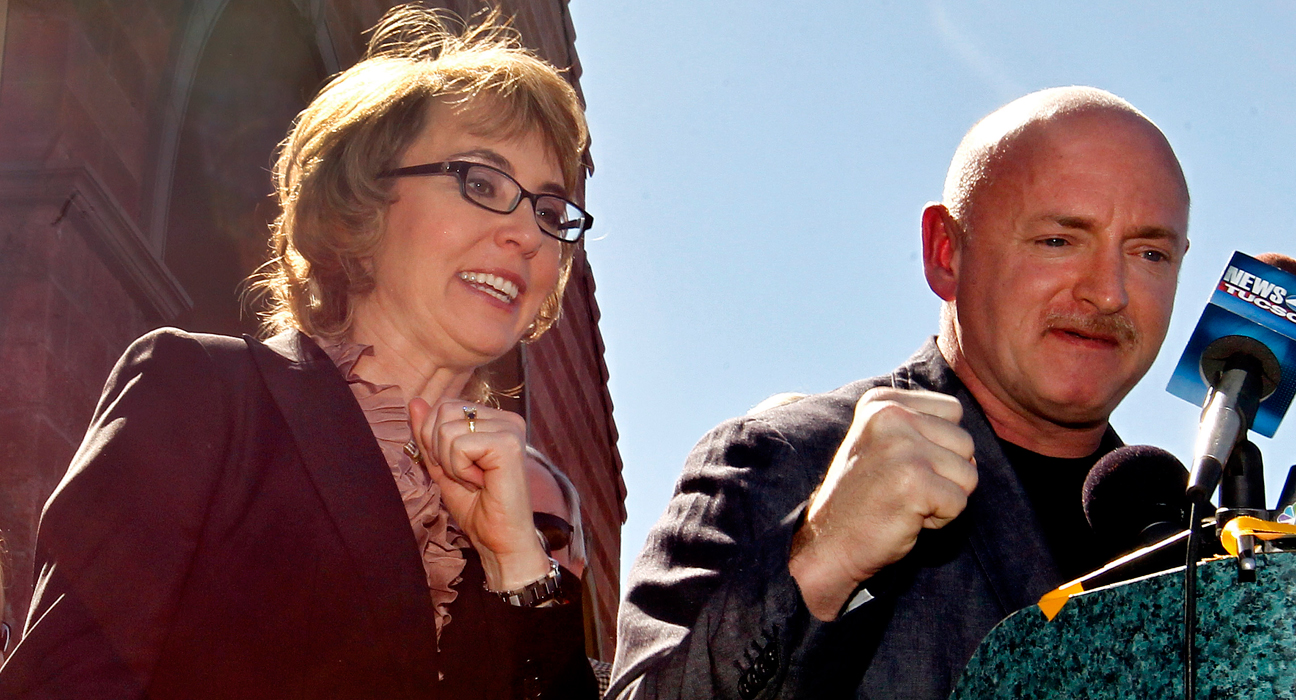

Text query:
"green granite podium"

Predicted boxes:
[[951, 552, 1296, 699]]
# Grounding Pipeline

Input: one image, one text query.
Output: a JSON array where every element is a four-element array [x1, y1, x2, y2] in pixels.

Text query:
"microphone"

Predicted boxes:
[[1083, 445, 1190, 558], [1186, 335, 1279, 504], [1166, 252, 1296, 700], [1167, 251, 1296, 504], [1041, 446, 1211, 619]]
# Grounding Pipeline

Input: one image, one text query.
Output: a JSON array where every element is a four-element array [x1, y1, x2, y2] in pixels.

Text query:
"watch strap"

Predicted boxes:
[[486, 557, 562, 607]]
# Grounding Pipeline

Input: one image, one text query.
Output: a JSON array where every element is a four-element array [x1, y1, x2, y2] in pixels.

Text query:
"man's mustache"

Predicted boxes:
[[1044, 311, 1139, 346]]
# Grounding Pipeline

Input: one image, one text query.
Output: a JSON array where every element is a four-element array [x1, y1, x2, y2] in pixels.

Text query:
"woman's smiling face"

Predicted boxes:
[[359, 99, 566, 370]]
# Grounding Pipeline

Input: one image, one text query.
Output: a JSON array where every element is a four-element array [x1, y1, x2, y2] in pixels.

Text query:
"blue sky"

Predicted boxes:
[[566, 1, 1296, 587]]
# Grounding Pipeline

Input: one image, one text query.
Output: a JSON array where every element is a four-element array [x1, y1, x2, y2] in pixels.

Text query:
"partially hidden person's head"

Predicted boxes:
[[524, 446, 587, 579], [922, 86, 1190, 436], [257, 4, 590, 378]]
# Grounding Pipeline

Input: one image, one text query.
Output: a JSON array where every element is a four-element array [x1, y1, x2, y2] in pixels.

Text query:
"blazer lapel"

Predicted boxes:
[[901, 341, 1062, 615], [958, 400, 1062, 614], [244, 331, 438, 651]]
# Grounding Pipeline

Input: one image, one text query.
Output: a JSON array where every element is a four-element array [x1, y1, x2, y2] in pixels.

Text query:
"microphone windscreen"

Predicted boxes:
[[1083, 445, 1189, 556]]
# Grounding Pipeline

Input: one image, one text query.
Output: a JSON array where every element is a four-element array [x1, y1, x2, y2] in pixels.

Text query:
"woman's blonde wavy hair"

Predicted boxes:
[[253, 4, 589, 356]]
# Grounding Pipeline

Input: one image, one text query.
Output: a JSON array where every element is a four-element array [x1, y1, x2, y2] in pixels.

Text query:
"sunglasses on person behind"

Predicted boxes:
[[533, 512, 574, 555]]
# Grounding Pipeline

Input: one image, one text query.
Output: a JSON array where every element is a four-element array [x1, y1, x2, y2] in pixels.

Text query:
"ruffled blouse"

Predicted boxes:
[[314, 336, 468, 641]]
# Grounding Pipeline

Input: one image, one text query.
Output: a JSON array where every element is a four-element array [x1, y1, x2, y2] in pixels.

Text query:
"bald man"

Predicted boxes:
[[609, 87, 1191, 700]]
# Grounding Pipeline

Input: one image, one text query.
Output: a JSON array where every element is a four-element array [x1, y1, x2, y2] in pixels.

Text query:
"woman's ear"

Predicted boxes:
[[921, 203, 961, 302]]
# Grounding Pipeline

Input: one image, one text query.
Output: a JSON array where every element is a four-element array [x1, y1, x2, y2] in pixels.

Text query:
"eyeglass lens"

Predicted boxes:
[[461, 165, 585, 242], [532, 511, 573, 554]]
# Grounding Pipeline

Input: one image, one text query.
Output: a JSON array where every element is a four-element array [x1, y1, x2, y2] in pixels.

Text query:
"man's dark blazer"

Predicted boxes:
[[0, 328, 594, 700], [609, 339, 1118, 700]]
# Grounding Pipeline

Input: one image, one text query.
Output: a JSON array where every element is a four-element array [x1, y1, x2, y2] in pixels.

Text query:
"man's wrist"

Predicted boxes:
[[789, 523, 867, 621]]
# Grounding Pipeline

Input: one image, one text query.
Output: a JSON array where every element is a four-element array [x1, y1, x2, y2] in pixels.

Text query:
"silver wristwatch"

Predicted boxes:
[[486, 557, 562, 607]]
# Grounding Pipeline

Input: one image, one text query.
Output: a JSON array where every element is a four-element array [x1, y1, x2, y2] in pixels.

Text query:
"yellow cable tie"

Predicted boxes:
[[1038, 580, 1085, 621], [1220, 516, 1296, 556]]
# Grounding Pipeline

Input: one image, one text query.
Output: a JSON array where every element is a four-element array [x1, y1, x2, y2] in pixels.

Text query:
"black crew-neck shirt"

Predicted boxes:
[[999, 434, 1121, 582]]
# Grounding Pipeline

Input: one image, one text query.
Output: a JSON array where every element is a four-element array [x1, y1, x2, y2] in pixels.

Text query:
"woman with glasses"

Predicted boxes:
[[0, 6, 596, 699]]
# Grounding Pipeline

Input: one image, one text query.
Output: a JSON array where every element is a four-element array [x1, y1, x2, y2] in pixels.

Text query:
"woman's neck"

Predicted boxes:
[[346, 313, 474, 406]]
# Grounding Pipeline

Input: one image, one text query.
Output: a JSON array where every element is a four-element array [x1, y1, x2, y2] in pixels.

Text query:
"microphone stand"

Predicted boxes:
[[1182, 349, 1270, 700], [1183, 440, 1267, 700], [1216, 441, 1266, 581]]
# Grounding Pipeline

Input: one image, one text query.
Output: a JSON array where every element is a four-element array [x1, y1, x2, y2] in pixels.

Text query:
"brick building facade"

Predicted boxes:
[[0, 0, 624, 661]]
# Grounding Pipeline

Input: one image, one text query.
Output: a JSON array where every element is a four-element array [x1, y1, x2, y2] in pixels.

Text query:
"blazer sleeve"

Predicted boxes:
[[0, 329, 234, 698], [608, 415, 901, 700], [495, 566, 599, 699], [438, 548, 598, 699]]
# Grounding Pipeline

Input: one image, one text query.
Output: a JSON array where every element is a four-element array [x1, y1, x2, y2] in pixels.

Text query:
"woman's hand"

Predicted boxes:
[[408, 398, 550, 591]]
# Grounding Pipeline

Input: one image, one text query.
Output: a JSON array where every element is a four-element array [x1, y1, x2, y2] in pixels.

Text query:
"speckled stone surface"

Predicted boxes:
[[951, 552, 1296, 699]]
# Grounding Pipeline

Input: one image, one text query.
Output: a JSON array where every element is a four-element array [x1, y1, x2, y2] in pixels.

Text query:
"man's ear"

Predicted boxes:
[[922, 203, 960, 302]]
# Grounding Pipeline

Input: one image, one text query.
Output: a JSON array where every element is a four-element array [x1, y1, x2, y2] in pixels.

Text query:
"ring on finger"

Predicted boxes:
[[463, 406, 478, 433]]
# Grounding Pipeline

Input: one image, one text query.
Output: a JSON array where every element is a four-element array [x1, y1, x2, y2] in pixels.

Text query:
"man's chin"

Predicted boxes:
[[1025, 351, 1145, 417], [1045, 413, 1111, 431], [1031, 388, 1123, 429]]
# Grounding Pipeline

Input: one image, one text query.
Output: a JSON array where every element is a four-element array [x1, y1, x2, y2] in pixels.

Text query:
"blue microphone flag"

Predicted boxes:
[[1167, 251, 1296, 437]]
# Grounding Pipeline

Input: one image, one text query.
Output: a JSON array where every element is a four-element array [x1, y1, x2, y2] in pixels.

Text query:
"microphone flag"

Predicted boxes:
[[1167, 251, 1296, 437]]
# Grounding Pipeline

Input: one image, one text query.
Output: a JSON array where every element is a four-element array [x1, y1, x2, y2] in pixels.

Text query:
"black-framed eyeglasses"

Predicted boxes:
[[379, 161, 593, 243], [533, 511, 573, 554]]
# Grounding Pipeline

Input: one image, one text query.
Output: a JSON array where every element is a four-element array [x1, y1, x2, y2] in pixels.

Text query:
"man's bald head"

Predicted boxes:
[[942, 86, 1189, 231], [922, 86, 1192, 456]]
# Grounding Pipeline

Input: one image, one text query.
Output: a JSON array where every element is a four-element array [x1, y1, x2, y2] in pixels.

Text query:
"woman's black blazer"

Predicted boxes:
[[0, 328, 595, 699]]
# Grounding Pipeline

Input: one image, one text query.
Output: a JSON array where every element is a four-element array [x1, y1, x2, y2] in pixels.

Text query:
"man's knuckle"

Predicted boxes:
[[867, 402, 915, 433], [889, 458, 929, 494]]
